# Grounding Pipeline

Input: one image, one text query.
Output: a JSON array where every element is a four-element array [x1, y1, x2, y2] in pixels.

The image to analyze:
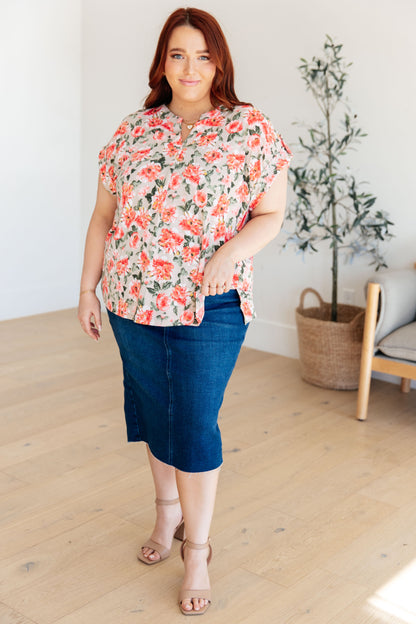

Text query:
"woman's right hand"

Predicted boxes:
[[78, 291, 102, 341], [78, 175, 116, 341]]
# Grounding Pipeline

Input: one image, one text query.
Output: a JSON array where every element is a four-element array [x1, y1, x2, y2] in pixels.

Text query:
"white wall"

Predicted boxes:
[[3, 0, 416, 369], [0, 0, 81, 320], [241, 0, 416, 357]]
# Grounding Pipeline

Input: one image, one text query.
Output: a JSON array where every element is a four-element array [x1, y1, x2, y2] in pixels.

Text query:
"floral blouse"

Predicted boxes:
[[98, 104, 292, 326]]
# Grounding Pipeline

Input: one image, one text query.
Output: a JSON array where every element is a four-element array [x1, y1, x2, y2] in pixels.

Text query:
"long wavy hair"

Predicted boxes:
[[144, 8, 249, 110]]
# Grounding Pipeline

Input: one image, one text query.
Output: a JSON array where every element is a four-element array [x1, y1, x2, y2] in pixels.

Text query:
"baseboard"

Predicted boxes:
[[243, 318, 299, 359], [372, 371, 416, 389], [243, 318, 416, 389]]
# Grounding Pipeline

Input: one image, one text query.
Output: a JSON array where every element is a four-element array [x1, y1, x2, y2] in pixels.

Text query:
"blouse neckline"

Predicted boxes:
[[159, 103, 226, 125]]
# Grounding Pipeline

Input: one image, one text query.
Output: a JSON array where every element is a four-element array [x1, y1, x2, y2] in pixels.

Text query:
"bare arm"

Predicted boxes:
[[201, 166, 288, 296], [78, 175, 117, 340]]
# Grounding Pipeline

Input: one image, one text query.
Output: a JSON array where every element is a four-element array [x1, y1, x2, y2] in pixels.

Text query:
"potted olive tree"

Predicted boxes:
[[284, 35, 394, 390]]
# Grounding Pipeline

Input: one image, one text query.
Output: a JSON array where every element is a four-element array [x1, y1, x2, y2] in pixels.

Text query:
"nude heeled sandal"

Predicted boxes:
[[137, 497, 184, 565], [179, 538, 212, 616]]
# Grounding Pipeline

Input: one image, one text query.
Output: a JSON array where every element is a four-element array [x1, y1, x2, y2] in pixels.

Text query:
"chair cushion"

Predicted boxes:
[[377, 322, 416, 362], [370, 269, 416, 345]]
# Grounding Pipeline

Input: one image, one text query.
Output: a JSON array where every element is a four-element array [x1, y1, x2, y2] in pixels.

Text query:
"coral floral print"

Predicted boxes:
[[98, 104, 292, 326]]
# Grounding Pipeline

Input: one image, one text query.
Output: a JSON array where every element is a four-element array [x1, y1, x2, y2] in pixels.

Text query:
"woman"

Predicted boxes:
[[78, 7, 291, 616]]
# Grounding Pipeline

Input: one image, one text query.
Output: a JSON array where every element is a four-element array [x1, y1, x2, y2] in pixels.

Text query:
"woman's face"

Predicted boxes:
[[164, 25, 216, 112]]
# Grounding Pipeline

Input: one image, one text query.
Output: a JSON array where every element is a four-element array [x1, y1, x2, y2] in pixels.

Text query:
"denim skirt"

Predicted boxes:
[[107, 290, 248, 473]]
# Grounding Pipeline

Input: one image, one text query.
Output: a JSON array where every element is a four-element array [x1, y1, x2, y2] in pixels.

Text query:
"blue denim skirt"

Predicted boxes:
[[107, 290, 248, 472]]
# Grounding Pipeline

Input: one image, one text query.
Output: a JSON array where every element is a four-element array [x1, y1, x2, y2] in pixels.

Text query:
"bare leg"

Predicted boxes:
[[176, 466, 221, 613], [141, 445, 183, 562]]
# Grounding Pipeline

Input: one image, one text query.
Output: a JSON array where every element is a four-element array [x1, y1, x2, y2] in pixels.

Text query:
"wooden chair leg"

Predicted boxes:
[[401, 378, 411, 393], [356, 361, 372, 421], [356, 283, 381, 421]]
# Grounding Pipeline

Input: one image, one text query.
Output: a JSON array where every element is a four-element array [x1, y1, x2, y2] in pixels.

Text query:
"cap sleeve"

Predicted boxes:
[[98, 118, 130, 195], [247, 110, 292, 211], [98, 139, 117, 196]]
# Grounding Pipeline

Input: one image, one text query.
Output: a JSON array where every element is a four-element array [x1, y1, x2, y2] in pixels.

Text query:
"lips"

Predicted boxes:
[[179, 79, 200, 86]]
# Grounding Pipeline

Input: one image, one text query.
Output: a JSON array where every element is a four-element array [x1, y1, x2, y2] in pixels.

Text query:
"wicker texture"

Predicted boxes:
[[296, 288, 365, 390]]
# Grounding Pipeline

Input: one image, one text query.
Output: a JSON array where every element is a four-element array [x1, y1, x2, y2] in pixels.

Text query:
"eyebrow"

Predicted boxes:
[[169, 47, 210, 54]]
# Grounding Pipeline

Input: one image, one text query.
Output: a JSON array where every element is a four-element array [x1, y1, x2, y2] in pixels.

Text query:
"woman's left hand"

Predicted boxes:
[[201, 246, 236, 296]]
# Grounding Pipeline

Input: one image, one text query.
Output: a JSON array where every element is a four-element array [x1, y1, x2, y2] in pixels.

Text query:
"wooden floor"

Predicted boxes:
[[1, 309, 416, 624]]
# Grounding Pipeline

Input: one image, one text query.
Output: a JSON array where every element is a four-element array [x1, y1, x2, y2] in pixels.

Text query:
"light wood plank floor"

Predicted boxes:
[[1, 308, 416, 624]]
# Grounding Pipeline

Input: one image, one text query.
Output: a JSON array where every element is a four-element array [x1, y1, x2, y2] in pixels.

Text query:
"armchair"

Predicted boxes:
[[356, 267, 416, 420]]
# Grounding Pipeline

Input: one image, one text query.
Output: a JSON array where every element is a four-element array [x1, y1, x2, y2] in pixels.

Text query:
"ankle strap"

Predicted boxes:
[[155, 497, 180, 505], [181, 538, 212, 565], [184, 538, 211, 550]]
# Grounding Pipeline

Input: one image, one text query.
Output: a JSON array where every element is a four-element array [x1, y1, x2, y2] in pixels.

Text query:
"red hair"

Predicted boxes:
[[144, 8, 249, 110]]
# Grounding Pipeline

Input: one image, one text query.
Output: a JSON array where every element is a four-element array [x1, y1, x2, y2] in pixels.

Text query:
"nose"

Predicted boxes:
[[184, 57, 196, 75]]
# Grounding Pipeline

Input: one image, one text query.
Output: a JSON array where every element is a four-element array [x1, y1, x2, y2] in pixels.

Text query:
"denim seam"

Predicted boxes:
[[124, 370, 141, 441], [163, 327, 173, 465]]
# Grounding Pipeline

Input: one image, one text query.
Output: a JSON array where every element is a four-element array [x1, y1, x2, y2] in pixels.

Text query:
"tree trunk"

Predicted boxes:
[[331, 240, 338, 321], [326, 79, 338, 322]]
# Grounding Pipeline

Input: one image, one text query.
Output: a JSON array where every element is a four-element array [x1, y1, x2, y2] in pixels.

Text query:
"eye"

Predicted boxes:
[[199, 55, 211, 61], [170, 53, 184, 60]]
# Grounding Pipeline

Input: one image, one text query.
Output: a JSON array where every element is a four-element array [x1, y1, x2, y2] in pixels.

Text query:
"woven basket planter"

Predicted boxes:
[[296, 288, 365, 390]]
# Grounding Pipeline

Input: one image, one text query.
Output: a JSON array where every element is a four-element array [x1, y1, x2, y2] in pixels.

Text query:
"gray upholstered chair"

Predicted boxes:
[[356, 267, 416, 420]]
